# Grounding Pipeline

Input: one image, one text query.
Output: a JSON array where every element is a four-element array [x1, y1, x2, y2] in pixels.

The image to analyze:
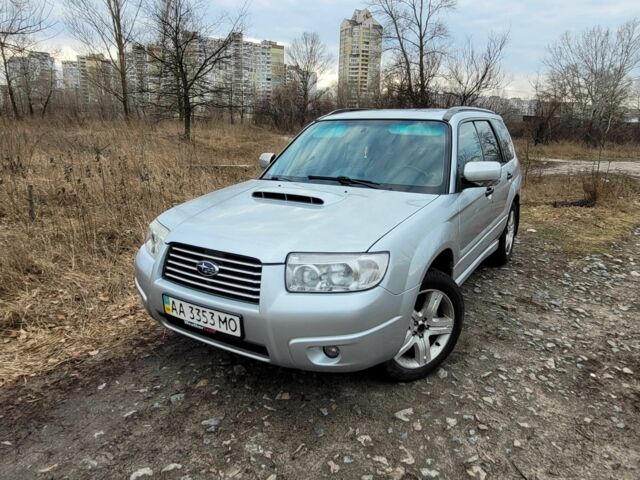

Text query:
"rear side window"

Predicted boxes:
[[457, 122, 484, 167], [492, 119, 515, 161], [474, 121, 502, 163]]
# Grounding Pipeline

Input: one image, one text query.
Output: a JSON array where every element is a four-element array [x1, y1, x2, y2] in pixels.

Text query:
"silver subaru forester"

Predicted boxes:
[[135, 107, 521, 381]]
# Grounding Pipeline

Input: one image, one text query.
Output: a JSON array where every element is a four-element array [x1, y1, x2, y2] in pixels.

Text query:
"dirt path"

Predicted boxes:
[[541, 158, 640, 178], [1, 230, 639, 480]]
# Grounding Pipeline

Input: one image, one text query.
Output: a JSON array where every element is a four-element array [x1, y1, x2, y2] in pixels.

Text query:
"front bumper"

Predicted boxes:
[[135, 246, 416, 372]]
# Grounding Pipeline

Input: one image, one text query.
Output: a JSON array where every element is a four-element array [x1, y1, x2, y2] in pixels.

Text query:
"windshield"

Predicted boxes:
[[263, 120, 450, 193]]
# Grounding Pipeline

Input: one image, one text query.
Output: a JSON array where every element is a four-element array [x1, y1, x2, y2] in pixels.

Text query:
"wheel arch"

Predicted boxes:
[[512, 193, 520, 236], [428, 248, 454, 277], [410, 245, 457, 296]]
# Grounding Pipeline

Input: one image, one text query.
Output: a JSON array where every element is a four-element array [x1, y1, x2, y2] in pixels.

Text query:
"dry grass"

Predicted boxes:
[[0, 119, 287, 386], [1, 120, 638, 386], [521, 174, 640, 254], [514, 138, 640, 161]]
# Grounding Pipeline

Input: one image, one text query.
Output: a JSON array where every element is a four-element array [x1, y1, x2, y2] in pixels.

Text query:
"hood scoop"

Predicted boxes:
[[252, 191, 324, 205]]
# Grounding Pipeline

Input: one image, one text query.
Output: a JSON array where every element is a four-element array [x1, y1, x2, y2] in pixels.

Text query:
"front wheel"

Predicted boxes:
[[384, 270, 464, 382]]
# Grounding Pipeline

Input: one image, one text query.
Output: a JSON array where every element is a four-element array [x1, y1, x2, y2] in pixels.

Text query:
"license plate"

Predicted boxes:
[[162, 295, 242, 338]]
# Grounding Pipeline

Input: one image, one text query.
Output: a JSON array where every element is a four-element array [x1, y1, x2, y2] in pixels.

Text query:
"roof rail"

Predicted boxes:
[[320, 108, 369, 118], [443, 106, 495, 122]]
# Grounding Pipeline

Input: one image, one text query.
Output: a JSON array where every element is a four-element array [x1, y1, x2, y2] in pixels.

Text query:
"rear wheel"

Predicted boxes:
[[490, 203, 518, 266], [384, 270, 464, 382]]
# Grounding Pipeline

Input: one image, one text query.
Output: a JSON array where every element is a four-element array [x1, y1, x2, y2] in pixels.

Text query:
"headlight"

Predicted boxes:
[[144, 219, 169, 258], [286, 253, 389, 292]]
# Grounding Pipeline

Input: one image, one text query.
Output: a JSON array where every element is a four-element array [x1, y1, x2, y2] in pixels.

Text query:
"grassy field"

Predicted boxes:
[[521, 174, 640, 254], [1, 120, 638, 386], [0, 120, 287, 385], [514, 138, 640, 161]]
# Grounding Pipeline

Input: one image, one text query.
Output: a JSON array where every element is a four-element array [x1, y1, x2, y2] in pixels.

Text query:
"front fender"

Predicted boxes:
[[371, 196, 458, 295]]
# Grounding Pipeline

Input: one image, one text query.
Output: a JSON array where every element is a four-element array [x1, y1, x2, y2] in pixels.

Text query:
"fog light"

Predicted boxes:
[[323, 346, 340, 359]]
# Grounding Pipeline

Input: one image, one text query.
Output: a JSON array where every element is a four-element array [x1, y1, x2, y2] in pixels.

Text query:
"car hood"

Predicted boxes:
[[160, 180, 438, 263]]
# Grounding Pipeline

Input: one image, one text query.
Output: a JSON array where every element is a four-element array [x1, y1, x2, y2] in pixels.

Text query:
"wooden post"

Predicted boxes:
[[27, 185, 35, 222]]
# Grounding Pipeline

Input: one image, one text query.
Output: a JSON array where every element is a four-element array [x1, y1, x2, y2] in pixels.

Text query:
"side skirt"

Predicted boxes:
[[454, 239, 499, 286]]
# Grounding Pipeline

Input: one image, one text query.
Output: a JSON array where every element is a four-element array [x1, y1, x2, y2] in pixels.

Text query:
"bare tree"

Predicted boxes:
[[64, 0, 142, 119], [0, 0, 52, 118], [446, 32, 509, 106], [254, 82, 299, 131], [0, 0, 49, 38], [632, 78, 640, 139], [528, 76, 567, 145], [287, 32, 331, 125], [144, 0, 246, 140], [370, 0, 456, 107], [544, 18, 640, 146], [632, 78, 640, 111], [544, 19, 640, 203]]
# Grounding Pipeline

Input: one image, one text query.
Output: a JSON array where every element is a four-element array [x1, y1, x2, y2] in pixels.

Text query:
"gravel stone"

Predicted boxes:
[[130, 468, 153, 480], [394, 408, 414, 422], [201, 416, 224, 432]]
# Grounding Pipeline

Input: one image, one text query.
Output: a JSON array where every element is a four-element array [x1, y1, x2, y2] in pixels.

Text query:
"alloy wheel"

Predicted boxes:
[[505, 209, 516, 256], [394, 289, 455, 369]]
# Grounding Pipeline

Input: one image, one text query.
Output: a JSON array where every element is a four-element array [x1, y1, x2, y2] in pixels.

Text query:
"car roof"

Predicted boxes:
[[321, 108, 501, 122]]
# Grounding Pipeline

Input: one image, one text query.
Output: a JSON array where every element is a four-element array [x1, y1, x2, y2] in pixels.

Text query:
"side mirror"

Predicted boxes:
[[258, 153, 275, 170], [463, 161, 501, 186]]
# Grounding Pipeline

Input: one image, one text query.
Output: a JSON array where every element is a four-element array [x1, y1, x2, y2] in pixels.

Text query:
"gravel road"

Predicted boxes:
[[1, 229, 639, 480], [541, 158, 640, 178]]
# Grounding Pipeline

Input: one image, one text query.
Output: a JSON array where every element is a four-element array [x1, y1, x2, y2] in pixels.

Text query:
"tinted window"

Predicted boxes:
[[474, 121, 502, 163], [265, 120, 449, 194], [457, 122, 484, 167], [493, 119, 515, 161]]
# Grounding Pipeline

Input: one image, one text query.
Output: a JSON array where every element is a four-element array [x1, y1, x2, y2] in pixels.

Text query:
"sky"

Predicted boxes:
[[45, 0, 640, 99]]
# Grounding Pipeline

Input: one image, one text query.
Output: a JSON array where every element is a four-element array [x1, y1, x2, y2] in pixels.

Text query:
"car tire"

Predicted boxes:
[[384, 270, 464, 382], [490, 203, 518, 266]]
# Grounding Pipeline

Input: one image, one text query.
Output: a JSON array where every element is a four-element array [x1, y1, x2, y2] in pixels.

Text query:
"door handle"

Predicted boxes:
[[507, 171, 513, 181], [485, 186, 494, 197]]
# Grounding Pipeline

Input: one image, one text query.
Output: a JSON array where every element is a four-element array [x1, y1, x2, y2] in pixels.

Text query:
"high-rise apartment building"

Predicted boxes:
[[60, 34, 286, 115], [267, 41, 285, 90], [6, 51, 54, 89], [5, 51, 55, 112], [62, 60, 80, 90], [7, 51, 54, 84], [118, 33, 285, 115], [214, 33, 285, 107], [62, 53, 114, 108], [338, 9, 383, 108]]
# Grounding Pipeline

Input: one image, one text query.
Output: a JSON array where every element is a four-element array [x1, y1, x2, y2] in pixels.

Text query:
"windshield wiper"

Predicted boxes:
[[307, 175, 381, 189]]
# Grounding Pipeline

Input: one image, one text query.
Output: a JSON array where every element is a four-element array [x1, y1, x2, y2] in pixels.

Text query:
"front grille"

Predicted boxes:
[[163, 243, 262, 304]]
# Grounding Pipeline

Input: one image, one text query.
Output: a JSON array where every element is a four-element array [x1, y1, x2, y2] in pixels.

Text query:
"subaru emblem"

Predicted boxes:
[[196, 260, 219, 277]]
